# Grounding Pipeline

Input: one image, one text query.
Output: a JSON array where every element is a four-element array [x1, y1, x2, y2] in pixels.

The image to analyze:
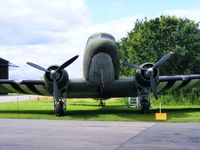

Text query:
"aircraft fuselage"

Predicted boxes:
[[83, 33, 120, 88]]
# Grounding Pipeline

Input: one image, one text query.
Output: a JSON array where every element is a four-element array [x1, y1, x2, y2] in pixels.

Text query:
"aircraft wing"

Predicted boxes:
[[0, 74, 199, 98], [0, 79, 99, 98], [0, 78, 138, 98], [0, 78, 133, 99], [68, 75, 200, 98], [0, 80, 51, 96], [158, 75, 200, 92]]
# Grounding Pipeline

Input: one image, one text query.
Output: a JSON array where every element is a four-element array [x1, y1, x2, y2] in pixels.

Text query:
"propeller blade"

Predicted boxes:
[[122, 61, 147, 71], [150, 75, 158, 100], [153, 53, 172, 69], [52, 76, 59, 101], [27, 62, 50, 72], [57, 55, 79, 72]]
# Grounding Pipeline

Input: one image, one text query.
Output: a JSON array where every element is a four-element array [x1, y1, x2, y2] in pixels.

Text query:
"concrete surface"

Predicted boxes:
[[116, 122, 200, 150], [0, 95, 46, 103], [0, 119, 199, 150]]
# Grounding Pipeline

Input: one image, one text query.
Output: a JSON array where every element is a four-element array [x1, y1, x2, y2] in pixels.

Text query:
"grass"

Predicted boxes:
[[0, 98, 200, 122]]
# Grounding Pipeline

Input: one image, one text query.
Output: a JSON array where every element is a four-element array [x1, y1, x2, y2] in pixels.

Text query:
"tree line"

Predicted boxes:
[[118, 15, 200, 76], [118, 16, 200, 103]]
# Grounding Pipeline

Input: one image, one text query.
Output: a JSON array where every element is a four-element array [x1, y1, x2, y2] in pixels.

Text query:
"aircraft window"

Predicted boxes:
[[87, 35, 101, 44], [87, 34, 115, 44], [101, 34, 115, 41]]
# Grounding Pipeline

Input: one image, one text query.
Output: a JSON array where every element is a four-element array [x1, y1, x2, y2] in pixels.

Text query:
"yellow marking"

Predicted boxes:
[[170, 51, 173, 54], [155, 113, 167, 120], [156, 99, 160, 102]]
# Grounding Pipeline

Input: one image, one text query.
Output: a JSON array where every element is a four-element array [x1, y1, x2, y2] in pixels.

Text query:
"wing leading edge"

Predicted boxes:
[[0, 74, 199, 98]]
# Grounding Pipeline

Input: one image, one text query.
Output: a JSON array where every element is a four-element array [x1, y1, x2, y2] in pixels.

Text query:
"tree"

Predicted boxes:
[[119, 16, 200, 77]]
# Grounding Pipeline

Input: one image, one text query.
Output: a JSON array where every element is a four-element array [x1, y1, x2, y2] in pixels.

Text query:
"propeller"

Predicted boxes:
[[122, 52, 172, 99], [27, 55, 79, 101], [122, 61, 146, 71], [27, 62, 50, 72]]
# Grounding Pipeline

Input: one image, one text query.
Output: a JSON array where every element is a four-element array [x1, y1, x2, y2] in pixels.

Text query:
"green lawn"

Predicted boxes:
[[0, 99, 200, 122]]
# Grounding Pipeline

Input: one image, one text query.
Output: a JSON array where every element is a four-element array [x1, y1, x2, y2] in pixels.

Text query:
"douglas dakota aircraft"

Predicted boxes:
[[0, 32, 200, 116]]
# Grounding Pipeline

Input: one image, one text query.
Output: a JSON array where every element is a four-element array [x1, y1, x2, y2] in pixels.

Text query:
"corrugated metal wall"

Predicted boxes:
[[0, 58, 8, 79]]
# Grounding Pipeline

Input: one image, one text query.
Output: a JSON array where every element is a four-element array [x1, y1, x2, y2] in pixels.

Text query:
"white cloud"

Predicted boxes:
[[0, 44, 83, 80], [90, 15, 144, 41], [0, 0, 138, 80], [0, 0, 90, 80], [0, 0, 90, 45], [163, 8, 200, 22]]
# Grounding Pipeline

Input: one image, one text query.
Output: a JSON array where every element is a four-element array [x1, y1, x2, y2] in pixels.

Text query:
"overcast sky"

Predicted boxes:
[[0, 0, 200, 80]]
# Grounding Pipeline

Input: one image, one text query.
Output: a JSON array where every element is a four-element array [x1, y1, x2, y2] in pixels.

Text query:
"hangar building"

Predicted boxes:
[[0, 58, 18, 95], [0, 58, 9, 80]]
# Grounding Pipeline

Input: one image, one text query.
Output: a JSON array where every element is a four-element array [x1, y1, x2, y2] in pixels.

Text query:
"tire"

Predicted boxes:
[[55, 101, 64, 116]]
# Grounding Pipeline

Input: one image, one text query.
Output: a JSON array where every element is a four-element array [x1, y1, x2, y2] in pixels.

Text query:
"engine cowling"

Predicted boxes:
[[135, 63, 159, 88], [44, 65, 69, 93]]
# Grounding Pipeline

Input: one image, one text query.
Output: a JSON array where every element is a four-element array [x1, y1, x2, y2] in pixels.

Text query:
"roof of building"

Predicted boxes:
[[0, 58, 18, 67], [0, 58, 9, 64]]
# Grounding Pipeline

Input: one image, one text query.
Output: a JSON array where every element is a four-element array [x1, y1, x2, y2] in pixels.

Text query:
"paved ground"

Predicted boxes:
[[0, 119, 199, 150], [0, 95, 46, 102], [116, 122, 200, 150]]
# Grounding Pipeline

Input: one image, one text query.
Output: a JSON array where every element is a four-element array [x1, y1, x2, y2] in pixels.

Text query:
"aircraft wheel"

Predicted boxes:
[[141, 106, 150, 114], [55, 101, 65, 116], [140, 99, 150, 114]]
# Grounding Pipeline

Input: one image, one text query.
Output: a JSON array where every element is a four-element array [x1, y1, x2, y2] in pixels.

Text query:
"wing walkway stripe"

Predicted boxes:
[[160, 80, 176, 92], [2, 83, 26, 94], [24, 84, 43, 95], [20, 84, 37, 95], [165, 80, 183, 92], [11, 83, 27, 94], [176, 79, 192, 90], [34, 85, 51, 96], [181, 79, 199, 90], [157, 82, 168, 92]]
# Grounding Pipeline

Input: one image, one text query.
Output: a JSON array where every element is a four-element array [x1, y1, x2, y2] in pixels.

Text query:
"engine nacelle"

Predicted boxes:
[[44, 66, 69, 93], [135, 63, 159, 88]]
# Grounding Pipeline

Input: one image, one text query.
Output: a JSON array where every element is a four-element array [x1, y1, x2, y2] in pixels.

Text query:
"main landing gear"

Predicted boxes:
[[140, 98, 150, 113], [99, 99, 105, 107], [54, 98, 66, 116], [128, 95, 151, 113]]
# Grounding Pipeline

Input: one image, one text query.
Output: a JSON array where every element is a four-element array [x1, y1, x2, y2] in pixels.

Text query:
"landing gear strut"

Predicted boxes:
[[99, 99, 105, 107], [136, 88, 151, 113], [140, 98, 150, 113], [54, 98, 66, 116]]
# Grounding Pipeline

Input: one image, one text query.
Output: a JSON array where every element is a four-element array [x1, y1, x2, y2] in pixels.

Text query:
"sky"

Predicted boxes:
[[0, 0, 200, 80]]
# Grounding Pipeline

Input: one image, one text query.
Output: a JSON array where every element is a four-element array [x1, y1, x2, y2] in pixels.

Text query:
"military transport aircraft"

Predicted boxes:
[[0, 32, 200, 116]]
